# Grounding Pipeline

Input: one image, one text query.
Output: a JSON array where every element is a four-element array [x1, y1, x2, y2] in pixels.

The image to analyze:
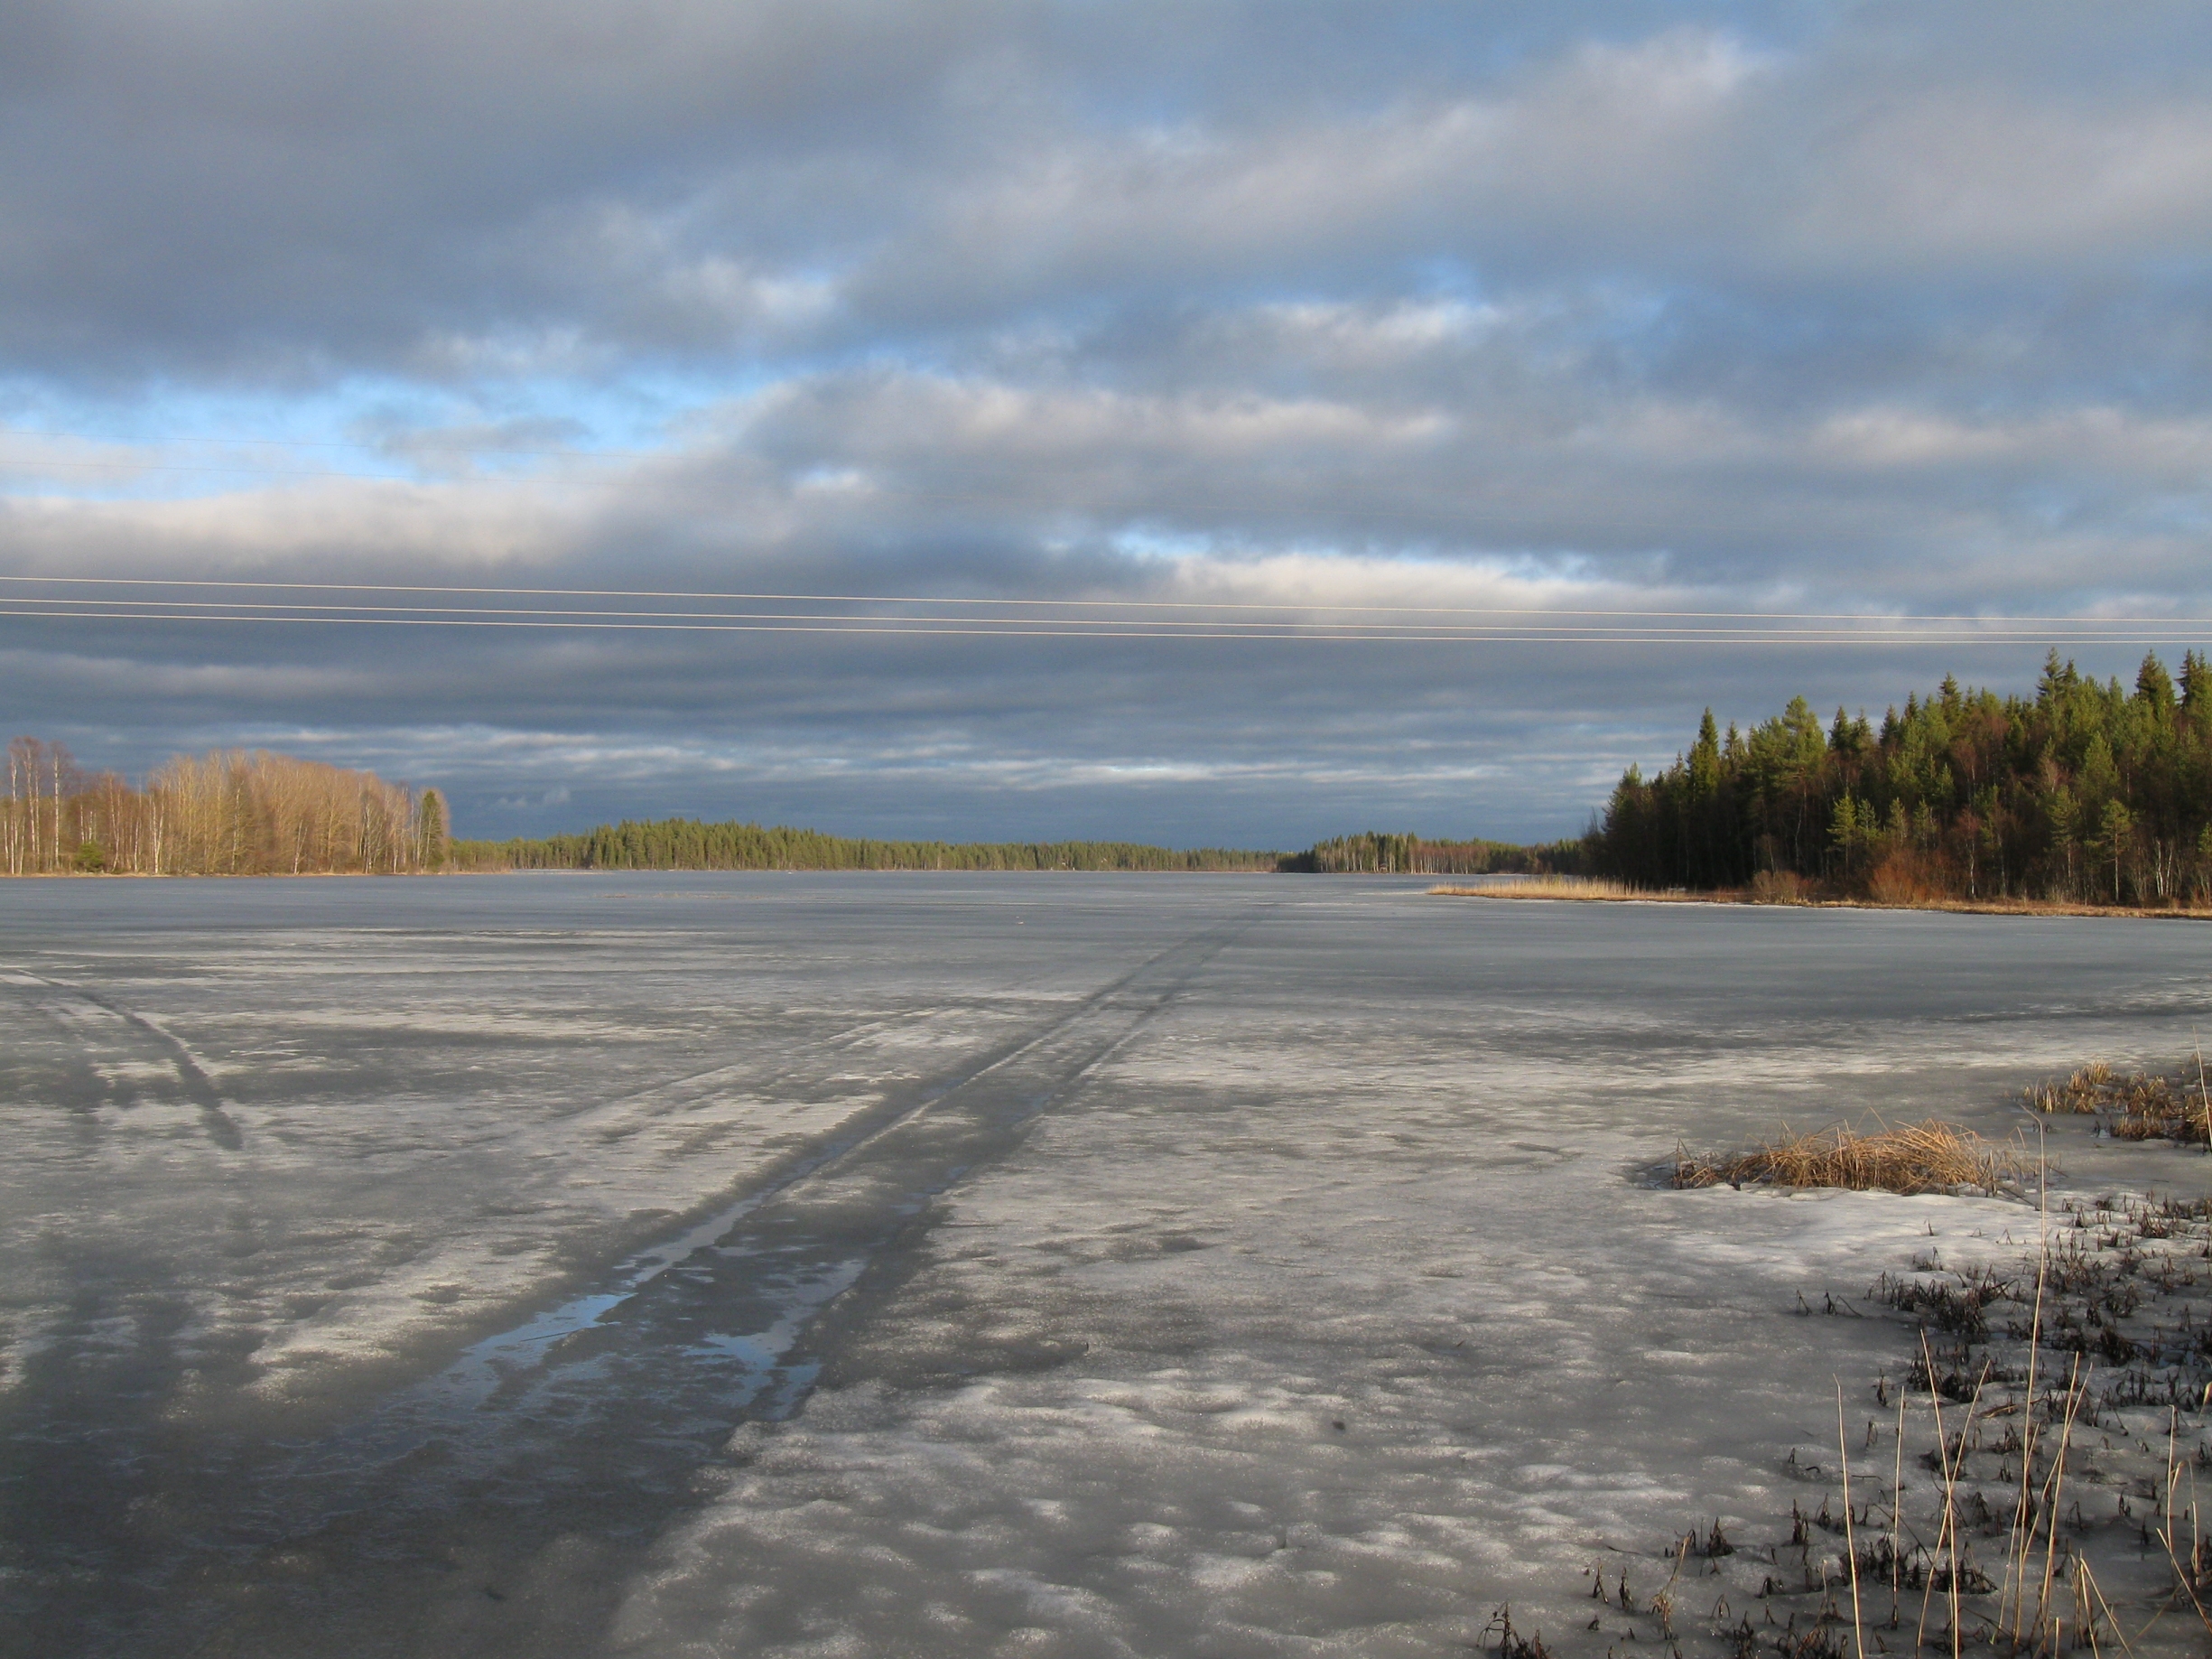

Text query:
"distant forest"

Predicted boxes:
[[451, 821, 1278, 872], [1279, 831, 1585, 876], [451, 821, 1585, 876], [1, 739, 1569, 879], [1, 739, 447, 876], [1591, 651, 2212, 907]]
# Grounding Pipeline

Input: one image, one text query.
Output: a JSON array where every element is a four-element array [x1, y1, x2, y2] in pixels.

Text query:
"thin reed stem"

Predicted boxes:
[[1892, 1387, 1908, 1629], [1839, 1379, 1866, 1659], [2003, 1115, 2051, 1642]]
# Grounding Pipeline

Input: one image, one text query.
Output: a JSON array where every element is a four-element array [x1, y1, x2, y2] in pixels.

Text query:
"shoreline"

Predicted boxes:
[[1429, 881, 2212, 921], [0, 865, 1324, 882]]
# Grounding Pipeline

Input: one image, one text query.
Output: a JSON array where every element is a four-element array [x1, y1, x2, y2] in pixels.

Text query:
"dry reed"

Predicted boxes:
[[2025, 1058, 2212, 1144], [1447, 881, 2212, 919], [1429, 875, 1667, 900], [1675, 1120, 2030, 1197], [1641, 1117, 2212, 1659]]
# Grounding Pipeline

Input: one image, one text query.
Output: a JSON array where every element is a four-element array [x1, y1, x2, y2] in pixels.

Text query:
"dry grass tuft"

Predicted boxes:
[[2024, 1055, 2212, 1142], [1748, 869, 1813, 904], [1674, 1119, 2030, 1196], [1429, 875, 1661, 900], [2022, 1060, 2114, 1114]]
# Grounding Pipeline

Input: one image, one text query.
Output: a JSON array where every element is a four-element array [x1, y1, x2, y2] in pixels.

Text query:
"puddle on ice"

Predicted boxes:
[[4, 874, 2212, 1656], [403, 1179, 816, 1421], [289, 1219, 869, 1494]]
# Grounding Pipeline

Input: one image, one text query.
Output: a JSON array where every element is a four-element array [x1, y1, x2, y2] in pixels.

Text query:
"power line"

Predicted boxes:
[[0, 605, 2205, 646], [1, 427, 673, 461], [5, 459, 433, 482], [0, 573, 2205, 627], [0, 592, 2198, 637]]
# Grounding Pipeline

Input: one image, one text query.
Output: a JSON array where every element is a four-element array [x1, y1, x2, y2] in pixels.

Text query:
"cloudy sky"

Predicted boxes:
[[3, 2, 2208, 845]]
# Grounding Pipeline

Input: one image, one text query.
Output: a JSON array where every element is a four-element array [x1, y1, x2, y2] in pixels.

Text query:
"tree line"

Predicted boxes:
[[453, 819, 1590, 876], [1588, 651, 2212, 906], [1281, 831, 1586, 875], [4, 736, 1579, 881], [451, 819, 1282, 872], [2, 739, 448, 875]]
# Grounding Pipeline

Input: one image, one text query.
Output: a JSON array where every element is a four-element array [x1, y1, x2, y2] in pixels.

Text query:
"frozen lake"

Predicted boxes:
[[4, 874, 2211, 1656]]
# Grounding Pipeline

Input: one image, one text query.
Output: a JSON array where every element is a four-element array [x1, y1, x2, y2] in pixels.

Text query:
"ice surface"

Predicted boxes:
[[3, 875, 2211, 1655]]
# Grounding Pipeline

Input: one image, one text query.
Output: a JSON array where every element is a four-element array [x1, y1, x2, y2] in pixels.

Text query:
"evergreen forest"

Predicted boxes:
[[1589, 651, 2212, 907]]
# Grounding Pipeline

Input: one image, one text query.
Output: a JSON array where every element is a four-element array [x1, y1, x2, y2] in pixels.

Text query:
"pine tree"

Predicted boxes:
[[417, 789, 451, 871]]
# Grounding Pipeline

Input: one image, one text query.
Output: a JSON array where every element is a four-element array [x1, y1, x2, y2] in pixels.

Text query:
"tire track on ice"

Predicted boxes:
[[299, 914, 1255, 1480], [79, 915, 1263, 1658], [0, 969, 246, 1151]]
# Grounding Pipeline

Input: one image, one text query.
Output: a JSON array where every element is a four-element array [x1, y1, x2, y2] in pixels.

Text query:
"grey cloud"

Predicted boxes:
[[10, 337, 2210, 616], [2, 3, 2208, 843], [0, 0, 1011, 373], [8, 4, 2208, 377]]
